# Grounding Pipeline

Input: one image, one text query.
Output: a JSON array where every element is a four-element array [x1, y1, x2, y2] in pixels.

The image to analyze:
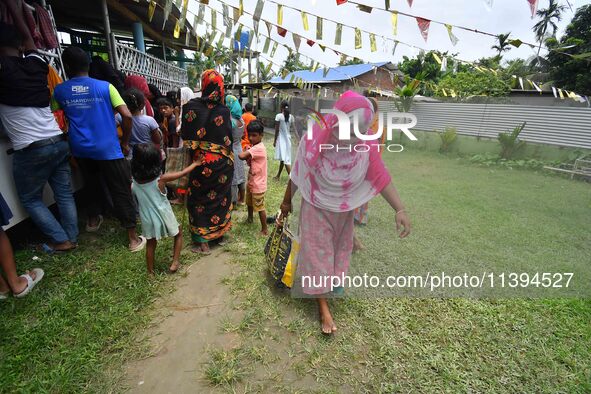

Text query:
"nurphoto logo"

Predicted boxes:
[[306, 109, 418, 152]]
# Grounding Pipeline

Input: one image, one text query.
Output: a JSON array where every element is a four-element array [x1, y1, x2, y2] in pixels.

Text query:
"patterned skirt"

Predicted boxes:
[[186, 141, 234, 243]]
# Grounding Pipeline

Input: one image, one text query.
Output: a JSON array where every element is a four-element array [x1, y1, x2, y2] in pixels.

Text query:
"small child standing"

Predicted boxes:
[[238, 120, 268, 235], [131, 143, 200, 274], [118, 88, 162, 159], [157, 97, 179, 148]]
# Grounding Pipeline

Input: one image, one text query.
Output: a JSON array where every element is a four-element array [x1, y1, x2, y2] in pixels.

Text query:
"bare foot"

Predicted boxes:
[[48, 240, 77, 252], [246, 217, 254, 224], [353, 234, 365, 253], [318, 299, 337, 335], [259, 229, 269, 236], [169, 260, 180, 273]]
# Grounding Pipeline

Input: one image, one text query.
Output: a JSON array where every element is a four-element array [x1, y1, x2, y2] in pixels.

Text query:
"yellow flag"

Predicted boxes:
[[335, 23, 342, 45], [277, 4, 283, 25], [148, 0, 156, 22], [239, 0, 243, 17], [173, 20, 180, 38], [354, 27, 362, 49], [370, 33, 377, 52], [391, 12, 398, 36], [302, 12, 309, 31], [432, 52, 442, 65], [316, 16, 323, 40]]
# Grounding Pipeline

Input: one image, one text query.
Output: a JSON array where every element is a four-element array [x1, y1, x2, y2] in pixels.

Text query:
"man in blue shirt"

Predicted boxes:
[[53, 47, 146, 252]]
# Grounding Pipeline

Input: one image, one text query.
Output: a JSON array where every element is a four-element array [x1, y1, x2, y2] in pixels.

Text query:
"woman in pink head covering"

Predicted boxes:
[[279, 91, 411, 335], [124, 75, 154, 117]]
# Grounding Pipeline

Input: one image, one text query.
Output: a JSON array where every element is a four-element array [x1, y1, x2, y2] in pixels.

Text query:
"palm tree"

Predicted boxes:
[[532, 0, 566, 67], [491, 33, 512, 57]]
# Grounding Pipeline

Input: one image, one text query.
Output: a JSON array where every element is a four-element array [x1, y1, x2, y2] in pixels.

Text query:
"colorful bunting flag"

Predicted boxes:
[[197, 4, 205, 25], [265, 21, 272, 36], [319, 44, 326, 52], [148, 0, 156, 22], [446, 24, 459, 46], [392, 40, 398, 56], [263, 37, 271, 53], [211, 8, 216, 30], [407, 0, 413, 7], [316, 17, 323, 40], [239, 0, 244, 18], [441, 57, 448, 72], [358, 5, 372, 13], [292, 33, 302, 51], [336, 0, 347, 4], [193, 15, 199, 35], [385, 0, 390, 10], [199, 0, 209, 4], [527, 0, 538, 18], [354, 28, 362, 49], [277, 27, 287, 37], [482, 0, 493, 11], [253, 20, 259, 36], [307, 39, 315, 46], [173, 20, 180, 38], [271, 42, 278, 56], [253, 0, 264, 22], [432, 52, 442, 64], [416, 17, 431, 42], [162, 0, 172, 30], [370, 33, 377, 52], [233, 6, 241, 24], [335, 23, 343, 45], [302, 12, 309, 31], [391, 12, 398, 36], [509, 39, 523, 48], [277, 4, 283, 25], [179, 0, 189, 29]]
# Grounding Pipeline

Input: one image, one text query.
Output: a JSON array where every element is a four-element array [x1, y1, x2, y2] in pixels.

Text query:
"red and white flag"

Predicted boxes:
[[416, 17, 430, 42], [527, 0, 539, 18]]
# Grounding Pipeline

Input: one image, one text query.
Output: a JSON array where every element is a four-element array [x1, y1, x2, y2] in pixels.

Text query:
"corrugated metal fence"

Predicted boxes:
[[378, 101, 591, 150]]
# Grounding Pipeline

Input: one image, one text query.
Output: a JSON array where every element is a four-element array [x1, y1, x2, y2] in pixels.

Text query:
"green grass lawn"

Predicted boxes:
[[0, 140, 589, 393], [211, 141, 591, 393]]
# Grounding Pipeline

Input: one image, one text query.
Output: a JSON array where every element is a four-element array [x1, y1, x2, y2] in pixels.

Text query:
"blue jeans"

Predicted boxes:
[[13, 140, 78, 244]]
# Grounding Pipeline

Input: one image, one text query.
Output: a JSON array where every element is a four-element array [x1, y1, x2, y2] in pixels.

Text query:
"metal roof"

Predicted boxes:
[[268, 62, 395, 84]]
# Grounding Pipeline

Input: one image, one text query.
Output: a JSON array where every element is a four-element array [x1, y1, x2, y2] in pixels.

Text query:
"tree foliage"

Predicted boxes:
[[338, 57, 364, 66], [436, 71, 511, 98], [282, 52, 311, 73], [546, 4, 591, 95]]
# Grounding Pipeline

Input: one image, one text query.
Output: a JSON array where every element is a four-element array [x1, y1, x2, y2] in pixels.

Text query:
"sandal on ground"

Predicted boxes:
[[0, 291, 9, 300], [85, 215, 104, 233], [129, 236, 147, 252], [14, 268, 45, 299]]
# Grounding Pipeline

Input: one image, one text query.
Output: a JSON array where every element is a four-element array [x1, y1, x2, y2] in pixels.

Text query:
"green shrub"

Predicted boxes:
[[438, 127, 458, 153], [498, 122, 526, 159]]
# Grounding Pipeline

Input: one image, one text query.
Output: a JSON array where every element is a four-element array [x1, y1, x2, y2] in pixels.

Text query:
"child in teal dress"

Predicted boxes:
[[131, 144, 200, 274]]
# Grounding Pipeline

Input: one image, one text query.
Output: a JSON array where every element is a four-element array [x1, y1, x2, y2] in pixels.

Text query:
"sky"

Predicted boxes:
[[187, 0, 590, 72]]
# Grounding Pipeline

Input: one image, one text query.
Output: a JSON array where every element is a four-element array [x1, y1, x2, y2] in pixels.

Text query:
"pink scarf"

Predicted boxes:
[[291, 91, 391, 212]]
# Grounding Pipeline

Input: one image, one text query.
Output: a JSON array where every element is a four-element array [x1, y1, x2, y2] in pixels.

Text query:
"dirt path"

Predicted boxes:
[[124, 250, 240, 393]]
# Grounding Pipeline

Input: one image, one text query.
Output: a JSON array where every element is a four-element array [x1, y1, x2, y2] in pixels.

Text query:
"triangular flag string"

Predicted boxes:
[[416, 17, 430, 42], [527, 0, 538, 19], [445, 24, 459, 46]]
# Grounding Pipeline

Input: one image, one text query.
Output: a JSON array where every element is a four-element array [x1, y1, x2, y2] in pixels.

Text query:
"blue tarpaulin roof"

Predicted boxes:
[[268, 62, 391, 84]]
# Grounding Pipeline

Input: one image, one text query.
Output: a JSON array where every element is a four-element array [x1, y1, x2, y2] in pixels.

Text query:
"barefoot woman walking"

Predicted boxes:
[[279, 91, 411, 334]]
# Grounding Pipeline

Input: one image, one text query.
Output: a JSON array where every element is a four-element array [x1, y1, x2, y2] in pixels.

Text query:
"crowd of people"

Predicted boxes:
[[0, 1, 411, 335]]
